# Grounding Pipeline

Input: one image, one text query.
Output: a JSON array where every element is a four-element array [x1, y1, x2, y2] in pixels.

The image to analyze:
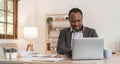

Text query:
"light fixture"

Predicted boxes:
[[23, 27, 38, 51]]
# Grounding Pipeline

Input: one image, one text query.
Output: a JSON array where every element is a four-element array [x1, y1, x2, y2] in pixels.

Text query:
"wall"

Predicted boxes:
[[35, 0, 120, 53], [0, 0, 120, 53], [18, 0, 36, 51]]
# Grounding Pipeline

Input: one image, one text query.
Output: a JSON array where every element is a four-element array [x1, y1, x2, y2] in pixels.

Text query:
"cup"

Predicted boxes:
[[104, 49, 112, 59]]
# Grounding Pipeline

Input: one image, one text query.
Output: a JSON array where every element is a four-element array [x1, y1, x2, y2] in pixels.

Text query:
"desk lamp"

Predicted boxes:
[[23, 27, 37, 51]]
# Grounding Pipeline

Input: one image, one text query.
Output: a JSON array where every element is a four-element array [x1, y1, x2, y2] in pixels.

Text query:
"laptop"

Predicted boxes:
[[72, 38, 104, 60]]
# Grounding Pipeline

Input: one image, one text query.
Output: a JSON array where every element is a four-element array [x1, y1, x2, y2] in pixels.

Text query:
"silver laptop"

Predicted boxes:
[[72, 38, 104, 60]]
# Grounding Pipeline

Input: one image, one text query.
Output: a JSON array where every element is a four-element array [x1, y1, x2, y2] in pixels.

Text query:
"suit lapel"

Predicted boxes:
[[66, 28, 72, 48], [83, 27, 88, 37]]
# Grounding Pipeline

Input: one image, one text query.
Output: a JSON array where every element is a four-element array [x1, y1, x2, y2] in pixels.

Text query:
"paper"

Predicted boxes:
[[32, 54, 48, 57], [40, 58, 64, 62], [19, 57, 64, 62], [19, 57, 44, 61], [19, 51, 64, 62]]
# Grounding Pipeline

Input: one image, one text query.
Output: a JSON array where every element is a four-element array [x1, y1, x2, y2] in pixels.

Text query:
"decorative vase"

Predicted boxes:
[[11, 52, 17, 59], [5, 53, 10, 59]]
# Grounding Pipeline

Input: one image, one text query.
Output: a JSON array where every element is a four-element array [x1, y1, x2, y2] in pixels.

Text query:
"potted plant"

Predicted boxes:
[[11, 48, 17, 59], [4, 48, 11, 59], [46, 17, 53, 34]]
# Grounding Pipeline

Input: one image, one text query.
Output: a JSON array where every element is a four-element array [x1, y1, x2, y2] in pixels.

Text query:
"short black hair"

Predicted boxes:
[[68, 8, 83, 17]]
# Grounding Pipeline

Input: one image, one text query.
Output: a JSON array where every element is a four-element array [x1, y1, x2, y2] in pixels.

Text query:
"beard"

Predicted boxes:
[[72, 25, 83, 32]]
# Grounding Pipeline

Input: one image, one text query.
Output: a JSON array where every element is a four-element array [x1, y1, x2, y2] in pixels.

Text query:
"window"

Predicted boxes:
[[0, 0, 18, 39]]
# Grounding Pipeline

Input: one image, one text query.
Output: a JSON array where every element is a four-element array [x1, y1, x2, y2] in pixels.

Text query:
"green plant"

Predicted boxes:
[[11, 48, 17, 53], [47, 17, 53, 24], [46, 17, 53, 34], [5, 48, 11, 53]]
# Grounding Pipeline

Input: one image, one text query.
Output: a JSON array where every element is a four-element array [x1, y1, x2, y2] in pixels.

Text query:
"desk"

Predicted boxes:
[[0, 52, 120, 64]]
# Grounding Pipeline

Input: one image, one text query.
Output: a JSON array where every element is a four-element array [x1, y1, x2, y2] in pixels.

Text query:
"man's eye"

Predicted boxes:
[[71, 20, 75, 23], [77, 20, 81, 22]]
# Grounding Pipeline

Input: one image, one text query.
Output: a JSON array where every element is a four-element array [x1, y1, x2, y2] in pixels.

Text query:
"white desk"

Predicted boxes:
[[0, 52, 120, 64]]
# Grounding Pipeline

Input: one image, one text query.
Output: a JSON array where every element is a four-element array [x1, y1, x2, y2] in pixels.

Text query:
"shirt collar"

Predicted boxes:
[[70, 25, 85, 32]]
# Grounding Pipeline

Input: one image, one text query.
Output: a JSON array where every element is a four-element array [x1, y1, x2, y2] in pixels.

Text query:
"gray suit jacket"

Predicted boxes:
[[57, 27, 98, 56]]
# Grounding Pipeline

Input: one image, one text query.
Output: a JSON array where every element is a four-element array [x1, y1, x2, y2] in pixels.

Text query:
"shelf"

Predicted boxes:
[[49, 37, 58, 39], [52, 27, 68, 29], [46, 14, 68, 16], [53, 20, 68, 22], [46, 14, 69, 52]]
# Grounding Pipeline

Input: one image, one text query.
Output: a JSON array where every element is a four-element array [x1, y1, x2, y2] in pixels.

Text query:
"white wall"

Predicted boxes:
[[18, 0, 36, 51], [1, 0, 120, 53], [35, 0, 120, 52]]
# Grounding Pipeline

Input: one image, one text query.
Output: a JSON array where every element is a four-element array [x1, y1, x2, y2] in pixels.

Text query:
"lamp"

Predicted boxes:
[[23, 27, 38, 51]]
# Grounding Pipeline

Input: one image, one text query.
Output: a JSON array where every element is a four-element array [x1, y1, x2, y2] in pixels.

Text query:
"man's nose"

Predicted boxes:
[[74, 21, 79, 26]]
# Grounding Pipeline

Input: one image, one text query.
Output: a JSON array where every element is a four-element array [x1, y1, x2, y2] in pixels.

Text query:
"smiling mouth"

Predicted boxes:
[[73, 25, 83, 30], [73, 26, 80, 30]]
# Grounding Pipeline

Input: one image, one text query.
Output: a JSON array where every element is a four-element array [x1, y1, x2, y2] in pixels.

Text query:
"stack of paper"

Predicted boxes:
[[19, 57, 64, 62], [40, 58, 64, 62]]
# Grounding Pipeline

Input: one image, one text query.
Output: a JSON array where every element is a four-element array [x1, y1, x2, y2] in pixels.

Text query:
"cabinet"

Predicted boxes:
[[45, 14, 70, 54]]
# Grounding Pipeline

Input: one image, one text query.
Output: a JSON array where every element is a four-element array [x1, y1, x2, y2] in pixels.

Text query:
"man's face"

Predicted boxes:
[[69, 12, 83, 31]]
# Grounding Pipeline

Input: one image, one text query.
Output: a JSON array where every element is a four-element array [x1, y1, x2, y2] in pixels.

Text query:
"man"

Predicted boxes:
[[57, 8, 98, 57]]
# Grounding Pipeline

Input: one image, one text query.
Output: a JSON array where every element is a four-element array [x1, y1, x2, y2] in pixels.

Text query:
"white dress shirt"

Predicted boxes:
[[70, 27, 84, 49]]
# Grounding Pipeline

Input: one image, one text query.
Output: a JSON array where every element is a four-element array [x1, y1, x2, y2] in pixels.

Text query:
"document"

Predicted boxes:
[[40, 58, 64, 62], [19, 51, 64, 62], [19, 57, 64, 62]]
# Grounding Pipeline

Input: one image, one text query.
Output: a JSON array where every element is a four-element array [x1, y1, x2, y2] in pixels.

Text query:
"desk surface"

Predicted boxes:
[[0, 52, 120, 64]]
